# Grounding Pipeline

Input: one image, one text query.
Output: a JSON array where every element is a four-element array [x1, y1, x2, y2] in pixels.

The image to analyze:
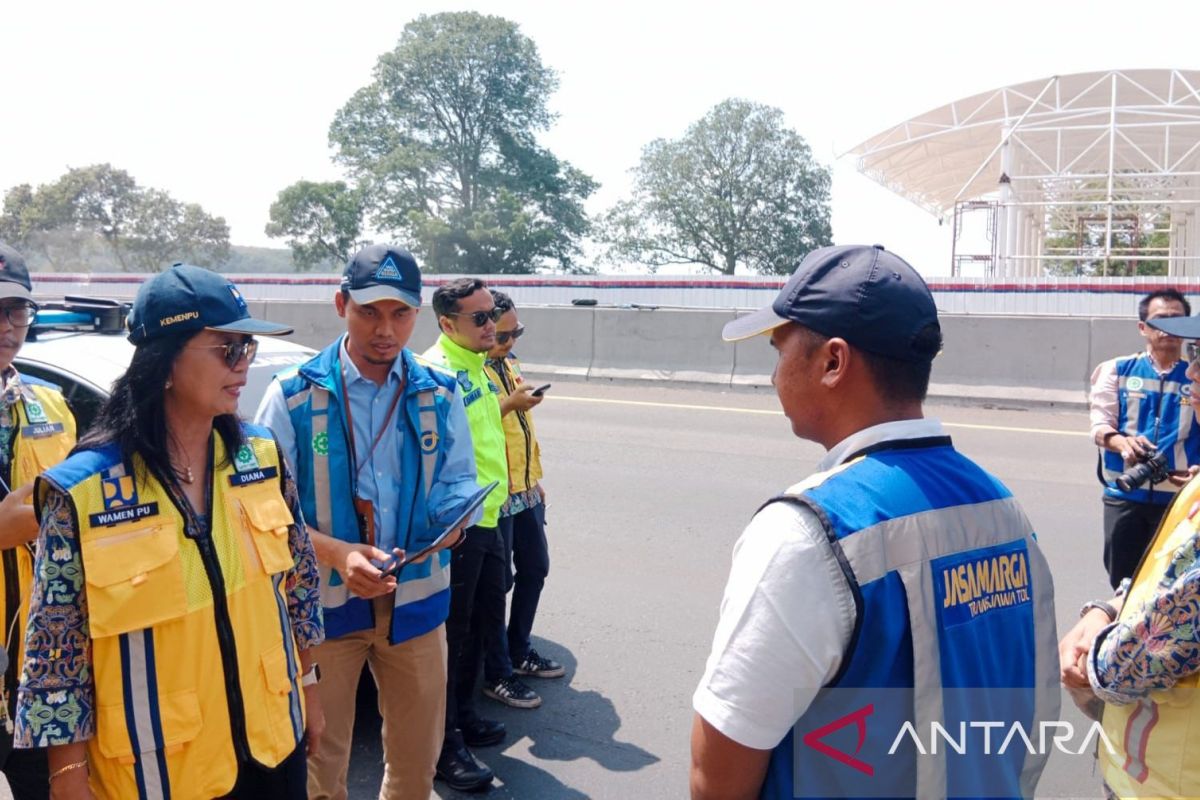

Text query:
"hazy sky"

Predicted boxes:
[[4, 0, 1198, 275]]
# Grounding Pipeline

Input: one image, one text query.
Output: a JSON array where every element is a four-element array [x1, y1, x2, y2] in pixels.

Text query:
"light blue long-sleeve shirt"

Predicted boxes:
[[255, 340, 479, 551]]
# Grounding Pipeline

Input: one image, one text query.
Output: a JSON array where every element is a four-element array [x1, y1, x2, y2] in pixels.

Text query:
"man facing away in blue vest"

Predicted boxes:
[[255, 244, 481, 800], [1088, 288, 1200, 589], [690, 245, 1060, 800]]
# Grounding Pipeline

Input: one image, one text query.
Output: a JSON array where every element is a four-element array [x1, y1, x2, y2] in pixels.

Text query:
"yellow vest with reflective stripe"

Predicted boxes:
[[62, 433, 303, 800], [484, 356, 543, 494], [1101, 475, 1200, 799], [1, 381, 75, 704]]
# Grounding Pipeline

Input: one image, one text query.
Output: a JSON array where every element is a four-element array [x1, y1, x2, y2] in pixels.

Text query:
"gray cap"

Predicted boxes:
[[0, 242, 34, 303], [722, 244, 941, 363]]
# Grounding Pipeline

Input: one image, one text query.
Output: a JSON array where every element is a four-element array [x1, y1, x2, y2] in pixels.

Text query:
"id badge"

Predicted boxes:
[[353, 496, 377, 547]]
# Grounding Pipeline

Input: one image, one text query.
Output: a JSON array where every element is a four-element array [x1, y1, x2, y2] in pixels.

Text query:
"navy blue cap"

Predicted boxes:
[[341, 244, 421, 307], [0, 242, 33, 302], [1148, 314, 1200, 338], [126, 264, 293, 345], [722, 244, 941, 363]]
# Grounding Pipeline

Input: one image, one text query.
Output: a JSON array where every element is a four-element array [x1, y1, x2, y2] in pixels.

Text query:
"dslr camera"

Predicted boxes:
[[1115, 447, 1171, 492]]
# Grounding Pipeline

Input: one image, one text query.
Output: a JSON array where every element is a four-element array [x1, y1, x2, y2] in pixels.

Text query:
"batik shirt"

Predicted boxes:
[[1089, 529, 1200, 703], [14, 447, 323, 746]]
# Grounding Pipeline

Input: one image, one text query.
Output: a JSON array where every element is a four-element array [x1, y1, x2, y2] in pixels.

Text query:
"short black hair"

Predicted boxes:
[[796, 324, 939, 405], [432, 278, 487, 317], [491, 289, 514, 314], [1139, 288, 1191, 321]]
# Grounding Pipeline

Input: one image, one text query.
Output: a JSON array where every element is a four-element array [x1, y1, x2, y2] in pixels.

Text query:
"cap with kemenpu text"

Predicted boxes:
[[0, 242, 34, 303], [341, 244, 422, 307], [721, 244, 942, 363], [126, 263, 293, 345]]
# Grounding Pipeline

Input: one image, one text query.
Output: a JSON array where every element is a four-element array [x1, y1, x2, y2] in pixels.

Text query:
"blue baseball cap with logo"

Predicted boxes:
[[722, 244, 942, 363], [126, 264, 293, 345], [341, 244, 421, 307]]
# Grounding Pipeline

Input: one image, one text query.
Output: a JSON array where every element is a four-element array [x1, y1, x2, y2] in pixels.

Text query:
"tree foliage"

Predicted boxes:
[[601, 99, 833, 275], [0, 164, 230, 272], [325, 12, 596, 273], [265, 181, 364, 270]]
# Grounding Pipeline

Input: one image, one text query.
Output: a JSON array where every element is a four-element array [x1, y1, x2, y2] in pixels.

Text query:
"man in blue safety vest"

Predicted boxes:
[[1088, 288, 1200, 589], [255, 245, 481, 800], [690, 245, 1059, 800]]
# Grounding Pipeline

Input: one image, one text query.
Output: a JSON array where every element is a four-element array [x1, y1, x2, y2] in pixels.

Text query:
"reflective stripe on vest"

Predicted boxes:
[[1102, 355, 1199, 503], [762, 442, 1059, 800], [66, 434, 302, 799], [309, 385, 440, 617]]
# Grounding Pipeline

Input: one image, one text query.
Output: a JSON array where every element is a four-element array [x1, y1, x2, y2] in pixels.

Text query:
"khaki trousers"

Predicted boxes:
[[307, 596, 448, 800]]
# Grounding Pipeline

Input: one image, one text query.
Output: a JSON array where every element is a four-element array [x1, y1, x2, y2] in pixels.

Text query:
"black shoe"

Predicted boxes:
[[436, 743, 494, 792], [462, 717, 507, 747], [513, 648, 566, 679], [483, 675, 542, 708]]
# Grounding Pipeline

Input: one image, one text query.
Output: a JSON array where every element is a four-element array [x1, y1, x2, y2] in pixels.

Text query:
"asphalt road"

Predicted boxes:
[[0, 378, 1108, 799], [346, 377, 1110, 800]]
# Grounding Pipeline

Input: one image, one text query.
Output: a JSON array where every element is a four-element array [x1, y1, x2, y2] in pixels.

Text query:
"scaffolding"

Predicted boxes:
[[849, 70, 1200, 277]]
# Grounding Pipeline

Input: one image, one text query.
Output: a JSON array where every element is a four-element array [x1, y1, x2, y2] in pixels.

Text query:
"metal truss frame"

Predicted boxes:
[[848, 70, 1200, 276]]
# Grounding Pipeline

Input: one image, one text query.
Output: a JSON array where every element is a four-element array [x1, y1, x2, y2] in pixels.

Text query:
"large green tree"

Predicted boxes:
[[265, 180, 364, 270], [0, 164, 230, 271], [325, 12, 596, 273], [602, 99, 833, 275]]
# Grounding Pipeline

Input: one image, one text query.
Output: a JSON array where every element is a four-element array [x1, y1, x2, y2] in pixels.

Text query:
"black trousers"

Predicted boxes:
[[444, 525, 507, 743], [0, 731, 48, 800], [1102, 496, 1169, 589]]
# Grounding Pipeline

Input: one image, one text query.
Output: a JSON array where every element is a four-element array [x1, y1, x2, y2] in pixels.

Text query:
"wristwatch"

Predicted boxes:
[[1079, 600, 1118, 622], [301, 663, 322, 687]]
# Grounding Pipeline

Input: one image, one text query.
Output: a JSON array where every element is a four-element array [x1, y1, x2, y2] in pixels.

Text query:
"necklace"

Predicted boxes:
[[176, 466, 195, 485]]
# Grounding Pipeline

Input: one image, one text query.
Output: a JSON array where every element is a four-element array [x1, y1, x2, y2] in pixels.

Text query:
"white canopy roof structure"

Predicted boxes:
[[848, 70, 1200, 277]]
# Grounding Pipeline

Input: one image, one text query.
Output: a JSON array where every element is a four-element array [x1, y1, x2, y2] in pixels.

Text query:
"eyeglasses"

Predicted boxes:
[[0, 302, 37, 328], [446, 307, 503, 328], [1188, 341, 1200, 365], [495, 325, 525, 345], [189, 339, 259, 368]]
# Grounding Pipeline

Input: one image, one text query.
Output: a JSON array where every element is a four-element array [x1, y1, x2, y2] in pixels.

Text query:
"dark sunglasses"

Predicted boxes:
[[189, 338, 259, 368], [447, 307, 504, 328], [495, 324, 525, 345]]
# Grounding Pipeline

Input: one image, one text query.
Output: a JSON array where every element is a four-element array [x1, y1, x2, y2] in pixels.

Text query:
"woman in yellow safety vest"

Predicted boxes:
[[13, 265, 325, 800]]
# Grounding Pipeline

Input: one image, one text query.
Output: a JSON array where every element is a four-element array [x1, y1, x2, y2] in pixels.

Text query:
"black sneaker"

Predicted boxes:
[[513, 649, 566, 679], [483, 675, 542, 709]]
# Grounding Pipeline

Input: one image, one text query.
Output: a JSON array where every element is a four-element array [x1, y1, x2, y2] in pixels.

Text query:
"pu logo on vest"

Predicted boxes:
[[96, 466, 159, 524], [228, 443, 278, 487], [24, 400, 47, 424], [1127, 377, 1145, 392], [313, 431, 330, 456], [374, 255, 402, 280], [938, 549, 1031, 626], [802, 704, 875, 777], [101, 475, 137, 509]]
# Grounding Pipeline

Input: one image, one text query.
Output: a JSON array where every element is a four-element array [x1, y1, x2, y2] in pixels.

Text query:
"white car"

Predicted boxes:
[[17, 298, 314, 430]]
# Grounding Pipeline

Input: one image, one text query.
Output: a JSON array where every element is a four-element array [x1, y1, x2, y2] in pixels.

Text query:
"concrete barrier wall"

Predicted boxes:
[[258, 300, 1156, 407]]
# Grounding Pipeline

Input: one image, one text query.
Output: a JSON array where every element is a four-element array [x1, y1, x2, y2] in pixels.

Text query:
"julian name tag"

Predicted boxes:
[[20, 422, 65, 439], [88, 502, 160, 528], [228, 466, 278, 487]]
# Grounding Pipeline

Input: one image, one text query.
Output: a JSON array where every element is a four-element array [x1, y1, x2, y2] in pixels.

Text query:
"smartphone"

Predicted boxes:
[[531, 383, 552, 397]]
